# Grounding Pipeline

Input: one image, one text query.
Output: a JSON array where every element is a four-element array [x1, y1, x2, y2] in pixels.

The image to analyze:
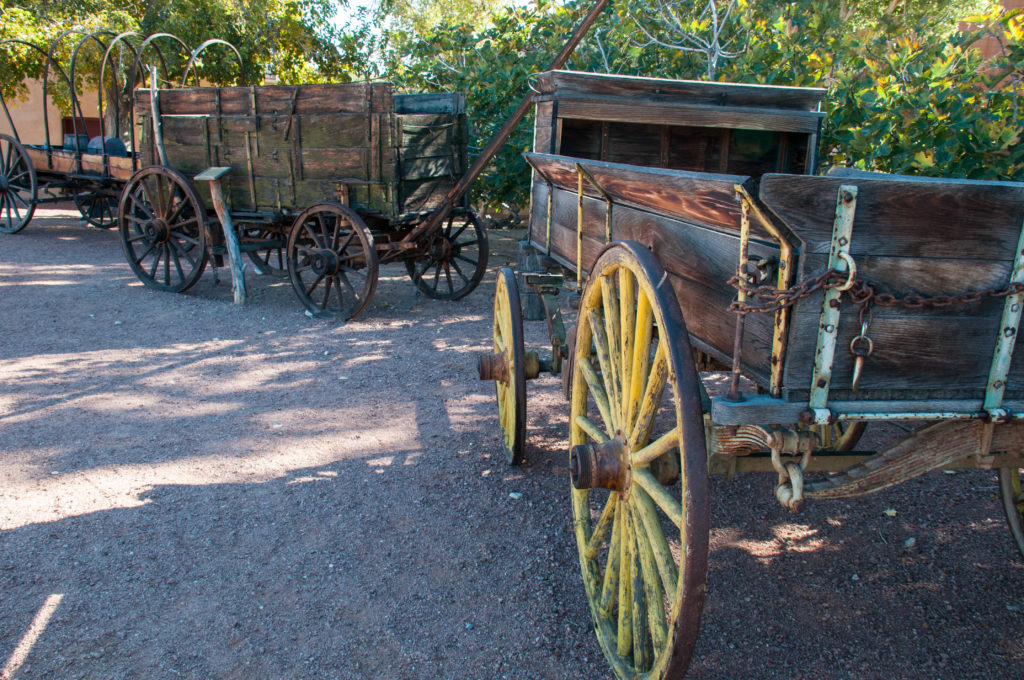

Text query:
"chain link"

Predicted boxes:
[[729, 269, 1024, 316]]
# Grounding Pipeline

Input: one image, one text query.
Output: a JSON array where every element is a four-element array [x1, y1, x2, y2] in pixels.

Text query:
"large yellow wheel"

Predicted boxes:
[[999, 467, 1024, 558], [569, 242, 709, 679], [491, 267, 526, 465]]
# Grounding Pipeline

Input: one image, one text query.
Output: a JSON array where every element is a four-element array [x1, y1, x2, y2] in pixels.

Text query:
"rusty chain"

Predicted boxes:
[[729, 269, 1024, 316]]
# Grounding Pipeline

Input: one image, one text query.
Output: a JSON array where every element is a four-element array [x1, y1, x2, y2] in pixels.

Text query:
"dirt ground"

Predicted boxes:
[[0, 207, 1022, 680]]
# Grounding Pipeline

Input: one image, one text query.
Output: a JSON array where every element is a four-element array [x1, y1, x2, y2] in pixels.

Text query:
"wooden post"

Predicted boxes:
[[195, 167, 247, 304]]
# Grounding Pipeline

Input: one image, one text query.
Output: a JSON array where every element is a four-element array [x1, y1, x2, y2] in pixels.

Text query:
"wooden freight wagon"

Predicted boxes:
[[478, 70, 1024, 679], [121, 81, 487, 317]]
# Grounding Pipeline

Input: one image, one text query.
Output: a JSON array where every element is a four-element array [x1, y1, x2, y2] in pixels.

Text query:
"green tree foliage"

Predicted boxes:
[[0, 0, 366, 109], [382, 0, 1022, 213]]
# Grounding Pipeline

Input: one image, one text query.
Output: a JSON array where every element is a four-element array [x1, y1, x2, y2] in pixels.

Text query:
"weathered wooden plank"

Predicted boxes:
[[557, 98, 824, 134], [24, 146, 135, 179], [399, 155, 455, 182], [781, 302, 1024, 399], [605, 122, 663, 167], [798, 252, 1011, 317], [760, 173, 1024, 260], [301, 148, 369, 180], [399, 125, 454, 156], [524, 152, 749, 234], [299, 114, 368, 149], [399, 177, 456, 214], [394, 92, 464, 115], [137, 83, 393, 118], [535, 70, 825, 112], [396, 113, 457, 129], [533, 125, 554, 155]]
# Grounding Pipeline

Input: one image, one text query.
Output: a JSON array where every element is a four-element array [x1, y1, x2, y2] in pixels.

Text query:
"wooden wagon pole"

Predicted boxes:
[[405, 0, 611, 245]]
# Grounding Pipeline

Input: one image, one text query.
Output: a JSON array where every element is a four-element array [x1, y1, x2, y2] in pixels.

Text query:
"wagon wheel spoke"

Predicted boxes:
[[570, 242, 708, 680], [148, 243, 163, 279], [6, 195, 21, 220], [169, 236, 198, 268], [320, 276, 334, 311], [168, 242, 186, 282], [448, 257, 471, 286]]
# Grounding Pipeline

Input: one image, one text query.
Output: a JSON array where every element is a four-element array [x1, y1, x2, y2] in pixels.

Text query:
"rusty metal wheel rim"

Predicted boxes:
[[287, 203, 378, 321], [117, 166, 208, 293], [999, 467, 1024, 558], [405, 209, 488, 301], [0, 133, 37, 234], [493, 267, 526, 465], [569, 241, 709, 680]]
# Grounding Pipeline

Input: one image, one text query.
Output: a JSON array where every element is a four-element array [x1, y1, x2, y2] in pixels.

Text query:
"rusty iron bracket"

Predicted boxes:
[[808, 185, 858, 415]]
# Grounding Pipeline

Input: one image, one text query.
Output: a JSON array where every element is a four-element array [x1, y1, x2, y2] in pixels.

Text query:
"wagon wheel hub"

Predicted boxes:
[[310, 249, 340, 277], [427, 236, 453, 263], [146, 218, 172, 243], [0, 175, 9, 191], [570, 434, 631, 493]]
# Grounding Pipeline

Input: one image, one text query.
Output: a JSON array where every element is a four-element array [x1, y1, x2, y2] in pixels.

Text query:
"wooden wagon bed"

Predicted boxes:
[[133, 83, 468, 222]]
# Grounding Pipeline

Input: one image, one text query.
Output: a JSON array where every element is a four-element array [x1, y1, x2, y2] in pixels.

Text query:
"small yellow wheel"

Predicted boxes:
[[999, 467, 1024, 558], [569, 241, 709, 679], [488, 267, 526, 465]]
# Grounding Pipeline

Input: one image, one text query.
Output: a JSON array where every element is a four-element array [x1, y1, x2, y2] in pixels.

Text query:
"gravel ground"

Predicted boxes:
[[0, 207, 1022, 680]]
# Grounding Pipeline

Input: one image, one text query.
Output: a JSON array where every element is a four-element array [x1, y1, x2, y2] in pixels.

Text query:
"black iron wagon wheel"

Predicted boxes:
[[488, 267, 527, 465], [999, 466, 1024, 558], [569, 241, 710, 680], [0, 133, 38, 234], [74, 190, 118, 229], [242, 225, 287, 276], [405, 208, 488, 301], [117, 166, 209, 293], [287, 202, 379, 321]]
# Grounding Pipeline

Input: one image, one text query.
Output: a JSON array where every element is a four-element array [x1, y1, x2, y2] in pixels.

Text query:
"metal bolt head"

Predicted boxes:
[[1006, 327, 1016, 337], [1013, 303, 1021, 313], [824, 324, 835, 333], [993, 380, 1004, 390], [838, 237, 849, 247], [816, 378, 828, 388]]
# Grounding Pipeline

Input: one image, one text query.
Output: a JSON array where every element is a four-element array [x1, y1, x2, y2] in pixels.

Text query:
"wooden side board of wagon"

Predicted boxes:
[[478, 69, 1024, 680], [122, 82, 486, 319]]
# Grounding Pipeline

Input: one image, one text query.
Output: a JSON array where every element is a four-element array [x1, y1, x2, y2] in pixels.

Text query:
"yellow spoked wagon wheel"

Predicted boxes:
[[999, 467, 1024, 558], [287, 203, 378, 321], [482, 267, 527, 465], [0, 134, 37, 234], [569, 241, 709, 680]]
